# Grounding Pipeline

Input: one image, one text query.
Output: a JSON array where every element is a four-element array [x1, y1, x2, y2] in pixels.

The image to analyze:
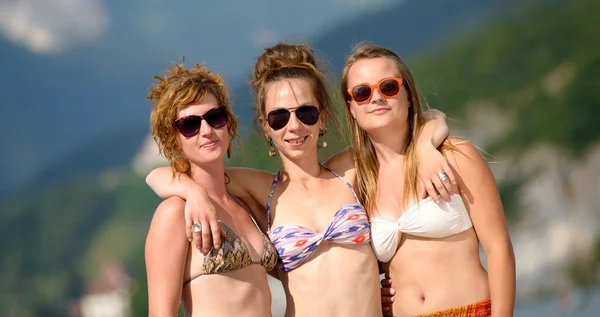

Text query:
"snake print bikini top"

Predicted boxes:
[[183, 195, 278, 286]]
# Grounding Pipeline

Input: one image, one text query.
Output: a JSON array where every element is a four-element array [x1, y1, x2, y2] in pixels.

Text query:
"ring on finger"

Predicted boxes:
[[193, 222, 202, 233], [437, 171, 449, 182]]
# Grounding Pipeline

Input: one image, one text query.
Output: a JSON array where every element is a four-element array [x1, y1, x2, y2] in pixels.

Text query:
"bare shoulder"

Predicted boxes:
[[324, 147, 356, 179], [146, 198, 188, 278], [150, 197, 187, 234], [443, 137, 486, 170], [443, 137, 498, 205]]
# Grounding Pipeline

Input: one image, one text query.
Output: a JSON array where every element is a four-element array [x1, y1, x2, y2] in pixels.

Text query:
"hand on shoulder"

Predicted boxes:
[[324, 146, 356, 179], [443, 137, 496, 205], [443, 137, 486, 169], [225, 167, 275, 201]]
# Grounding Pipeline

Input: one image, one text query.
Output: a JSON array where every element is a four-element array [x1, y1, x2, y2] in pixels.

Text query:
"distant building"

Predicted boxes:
[[70, 261, 132, 317], [131, 134, 169, 177]]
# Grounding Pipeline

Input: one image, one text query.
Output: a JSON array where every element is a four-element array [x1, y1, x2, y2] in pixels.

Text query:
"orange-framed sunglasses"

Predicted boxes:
[[347, 77, 404, 104]]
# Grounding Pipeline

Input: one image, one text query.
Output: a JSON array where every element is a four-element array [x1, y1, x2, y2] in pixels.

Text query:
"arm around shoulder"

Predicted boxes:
[[146, 166, 196, 200], [418, 109, 449, 149], [225, 167, 275, 205], [145, 197, 190, 317], [443, 138, 500, 210], [324, 147, 356, 179]]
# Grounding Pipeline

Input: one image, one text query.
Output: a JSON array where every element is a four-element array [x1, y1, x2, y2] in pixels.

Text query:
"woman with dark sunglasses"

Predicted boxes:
[[341, 44, 515, 317], [145, 43, 454, 316], [144, 61, 278, 317]]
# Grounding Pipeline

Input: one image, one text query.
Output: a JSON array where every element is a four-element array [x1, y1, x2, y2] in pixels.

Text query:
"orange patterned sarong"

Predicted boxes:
[[412, 298, 491, 317]]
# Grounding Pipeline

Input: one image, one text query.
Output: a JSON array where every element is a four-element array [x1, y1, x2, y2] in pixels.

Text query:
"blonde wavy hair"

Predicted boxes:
[[341, 44, 456, 214], [148, 61, 239, 177]]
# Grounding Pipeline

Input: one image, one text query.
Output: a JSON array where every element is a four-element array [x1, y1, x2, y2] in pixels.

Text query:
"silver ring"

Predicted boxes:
[[193, 222, 201, 233], [437, 171, 449, 182]]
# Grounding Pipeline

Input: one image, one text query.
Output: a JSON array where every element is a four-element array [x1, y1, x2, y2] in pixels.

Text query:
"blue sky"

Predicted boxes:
[[0, 0, 402, 75]]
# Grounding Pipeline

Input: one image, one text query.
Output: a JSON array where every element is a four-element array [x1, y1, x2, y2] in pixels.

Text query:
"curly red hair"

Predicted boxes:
[[148, 61, 239, 176]]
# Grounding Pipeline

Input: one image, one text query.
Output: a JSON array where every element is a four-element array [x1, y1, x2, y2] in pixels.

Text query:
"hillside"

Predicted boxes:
[[0, 171, 160, 316], [411, 0, 599, 156]]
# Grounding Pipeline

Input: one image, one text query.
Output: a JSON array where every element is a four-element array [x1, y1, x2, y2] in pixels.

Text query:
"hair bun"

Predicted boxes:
[[253, 43, 317, 82]]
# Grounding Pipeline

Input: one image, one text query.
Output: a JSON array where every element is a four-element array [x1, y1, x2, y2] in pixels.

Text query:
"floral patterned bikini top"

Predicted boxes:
[[183, 195, 278, 286], [266, 166, 371, 272]]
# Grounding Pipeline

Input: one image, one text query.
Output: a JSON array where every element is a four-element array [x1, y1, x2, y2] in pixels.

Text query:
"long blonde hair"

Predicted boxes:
[[340, 44, 454, 214]]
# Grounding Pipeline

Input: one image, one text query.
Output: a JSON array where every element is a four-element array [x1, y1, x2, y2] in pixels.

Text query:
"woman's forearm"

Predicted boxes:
[[487, 246, 516, 317], [146, 166, 200, 200], [418, 109, 448, 149]]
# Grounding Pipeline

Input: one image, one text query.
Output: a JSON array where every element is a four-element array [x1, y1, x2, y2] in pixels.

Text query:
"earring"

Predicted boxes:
[[267, 137, 276, 157], [319, 128, 328, 148]]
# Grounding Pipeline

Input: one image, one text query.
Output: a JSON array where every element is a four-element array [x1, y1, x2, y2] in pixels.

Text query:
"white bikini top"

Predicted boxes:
[[370, 194, 473, 262]]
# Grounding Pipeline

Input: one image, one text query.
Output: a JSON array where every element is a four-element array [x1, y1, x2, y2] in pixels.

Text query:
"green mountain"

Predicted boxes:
[[0, 172, 160, 316], [411, 0, 599, 156]]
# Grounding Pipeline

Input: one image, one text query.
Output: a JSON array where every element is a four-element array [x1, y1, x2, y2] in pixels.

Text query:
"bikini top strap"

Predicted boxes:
[[266, 171, 280, 235], [321, 165, 360, 204]]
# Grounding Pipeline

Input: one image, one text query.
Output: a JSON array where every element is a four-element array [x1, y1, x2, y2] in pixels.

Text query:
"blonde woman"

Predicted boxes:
[[341, 44, 516, 317]]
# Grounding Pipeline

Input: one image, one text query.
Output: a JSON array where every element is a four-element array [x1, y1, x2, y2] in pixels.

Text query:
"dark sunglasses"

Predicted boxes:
[[347, 77, 404, 104], [173, 107, 228, 137], [266, 105, 320, 130]]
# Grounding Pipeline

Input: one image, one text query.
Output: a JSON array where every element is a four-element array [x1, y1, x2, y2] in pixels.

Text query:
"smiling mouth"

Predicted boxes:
[[285, 136, 308, 145]]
